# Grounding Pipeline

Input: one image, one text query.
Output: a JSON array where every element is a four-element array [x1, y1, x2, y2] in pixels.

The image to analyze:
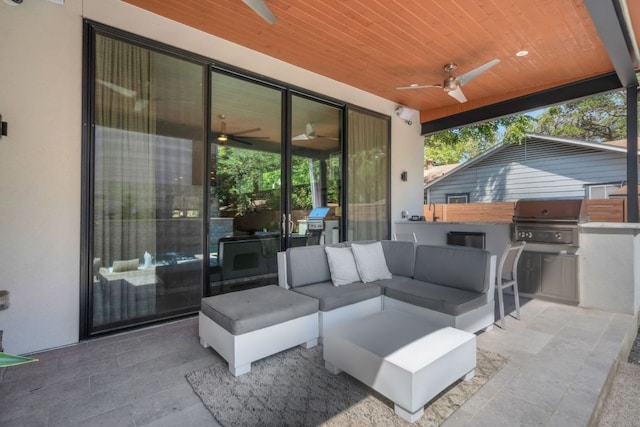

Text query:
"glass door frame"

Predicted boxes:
[[283, 90, 346, 249]]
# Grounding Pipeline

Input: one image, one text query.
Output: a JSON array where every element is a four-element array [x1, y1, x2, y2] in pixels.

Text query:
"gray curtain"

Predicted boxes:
[[347, 110, 389, 240], [93, 35, 157, 268]]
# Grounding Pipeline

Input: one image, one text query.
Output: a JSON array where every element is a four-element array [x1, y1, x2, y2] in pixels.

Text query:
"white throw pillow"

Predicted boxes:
[[325, 246, 361, 286], [351, 242, 392, 283]]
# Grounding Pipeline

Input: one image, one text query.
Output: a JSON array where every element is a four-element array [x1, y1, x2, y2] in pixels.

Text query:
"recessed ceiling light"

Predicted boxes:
[[516, 50, 529, 57]]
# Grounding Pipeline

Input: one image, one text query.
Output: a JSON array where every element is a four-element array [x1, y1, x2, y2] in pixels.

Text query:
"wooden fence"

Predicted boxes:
[[423, 199, 628, 223]]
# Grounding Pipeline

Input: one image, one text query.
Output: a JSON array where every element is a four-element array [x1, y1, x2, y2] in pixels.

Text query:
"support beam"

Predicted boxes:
[[627, 85, 639, 222], [584, 0, 637, 87]]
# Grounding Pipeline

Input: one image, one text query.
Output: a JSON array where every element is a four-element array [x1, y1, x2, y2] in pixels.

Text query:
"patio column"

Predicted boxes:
[[627, 85, 638, 223]]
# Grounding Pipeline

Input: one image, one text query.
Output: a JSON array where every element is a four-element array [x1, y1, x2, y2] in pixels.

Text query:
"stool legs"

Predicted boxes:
[[513, 283, 521, 320], [497, 286, 506, 329], [497, 281, 521, 329]]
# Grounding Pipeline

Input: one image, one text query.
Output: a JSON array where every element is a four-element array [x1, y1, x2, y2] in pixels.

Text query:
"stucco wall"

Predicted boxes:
[[0, 0, 424, 354], [579, 224, 640, 315]]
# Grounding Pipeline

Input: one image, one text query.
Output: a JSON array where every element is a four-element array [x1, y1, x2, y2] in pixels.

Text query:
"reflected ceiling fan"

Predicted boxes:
[[292, 123, 339, 141], [96, 78, 149, 112], [242, 0, 277, 24], [215, 115, 269, 145], [396, 59, 500, 103]]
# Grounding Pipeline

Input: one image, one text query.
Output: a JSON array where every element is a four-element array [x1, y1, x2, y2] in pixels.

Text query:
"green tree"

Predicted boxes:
[[424, 114, 534, 165], [214, 146, 281, 216], [534, 89, 628, 141], [213, 145, 322, 215]]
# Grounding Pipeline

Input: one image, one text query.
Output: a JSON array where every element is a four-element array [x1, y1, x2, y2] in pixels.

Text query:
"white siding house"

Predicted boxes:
[[424, 134, 638, 204]]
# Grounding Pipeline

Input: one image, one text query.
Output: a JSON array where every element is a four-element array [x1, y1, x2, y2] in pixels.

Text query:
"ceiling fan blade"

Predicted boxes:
[[293, 122, 317, 140], [447, 87, 468, 103], [457, 59, 500, 86], [305, 123, 315, 137], [396, 84, 442, 90], [229, 136, 253, 145], [242, 0, 277, 24], [230, 127, 262, 136], [96, 79, 136, 98]]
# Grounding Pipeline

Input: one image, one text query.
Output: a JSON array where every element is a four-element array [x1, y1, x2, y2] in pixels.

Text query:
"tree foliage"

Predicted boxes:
[[424, 85, 634, 166], [534, 89, 627, 141], [424, 114, 534, 165], [214, 146, 280, 216], [213, 145, 339, 216]]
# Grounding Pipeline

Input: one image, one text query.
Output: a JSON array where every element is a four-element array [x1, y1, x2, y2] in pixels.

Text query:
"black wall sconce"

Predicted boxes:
[[0, 114, 7, 139], [400, 171, 408, 181]]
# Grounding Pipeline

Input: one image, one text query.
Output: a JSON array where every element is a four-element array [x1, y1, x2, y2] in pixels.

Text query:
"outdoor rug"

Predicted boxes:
[[186, 345, 508, 426]]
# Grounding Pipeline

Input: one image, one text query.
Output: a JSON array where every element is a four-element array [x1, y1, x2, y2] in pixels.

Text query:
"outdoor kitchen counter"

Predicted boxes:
[[578, 223, 640, 316], [394, 221, 512, 257]]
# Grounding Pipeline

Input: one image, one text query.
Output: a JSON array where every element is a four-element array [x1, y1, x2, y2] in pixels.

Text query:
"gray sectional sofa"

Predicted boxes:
[[277, 240, 496, 337]]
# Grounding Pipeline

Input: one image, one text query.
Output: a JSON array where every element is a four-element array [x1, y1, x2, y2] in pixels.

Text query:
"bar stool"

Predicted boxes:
[[392, 232, 417, 242], [496, 242, 526, 329]]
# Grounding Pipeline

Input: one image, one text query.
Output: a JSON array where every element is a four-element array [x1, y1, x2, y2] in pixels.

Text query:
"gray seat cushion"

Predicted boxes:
[[201, 285, 318, 335], [371, 275, 413, 290], [291, 281, 383, 311], [384, 279, 486, 316], [413, 245, 490, 293]]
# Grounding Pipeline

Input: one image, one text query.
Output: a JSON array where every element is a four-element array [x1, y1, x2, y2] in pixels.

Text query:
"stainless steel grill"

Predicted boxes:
[[513, 199, 587, 246], [512, 198, 584, 304]]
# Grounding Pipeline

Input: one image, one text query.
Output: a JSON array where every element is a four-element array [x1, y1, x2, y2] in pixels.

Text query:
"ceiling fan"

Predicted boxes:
[[292, 123, 339, 141], [242, 0, 277, 24], [396, 59, 500, 103], [215, 115, 269, 145]]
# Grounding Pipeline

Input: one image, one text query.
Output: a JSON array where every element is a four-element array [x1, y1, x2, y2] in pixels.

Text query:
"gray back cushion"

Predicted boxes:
[[286, 244, 346, 288], [345, 240, 415, 277], [413, 245, 490, 293], [380, 240, 415, 277]]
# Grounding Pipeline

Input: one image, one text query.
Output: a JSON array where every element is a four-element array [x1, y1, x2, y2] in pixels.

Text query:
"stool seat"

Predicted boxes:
[[201, 285, 318, 335]]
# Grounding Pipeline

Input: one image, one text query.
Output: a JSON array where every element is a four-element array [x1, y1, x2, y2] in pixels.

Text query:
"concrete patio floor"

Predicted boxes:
[[0, 296, 637, 426]]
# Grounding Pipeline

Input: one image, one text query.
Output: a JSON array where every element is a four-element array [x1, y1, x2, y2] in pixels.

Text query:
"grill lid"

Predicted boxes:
[[513, 199, 587, 223]]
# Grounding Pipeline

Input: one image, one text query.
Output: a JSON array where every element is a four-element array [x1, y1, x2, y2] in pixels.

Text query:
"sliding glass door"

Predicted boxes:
[[83, 22, 389, 337], [289, 95, 343, 246], [90, 33, 206, 332], [209, 71, 283, 295]]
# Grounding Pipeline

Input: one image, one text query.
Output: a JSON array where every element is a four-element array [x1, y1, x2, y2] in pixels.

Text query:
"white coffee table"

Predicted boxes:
[[323, 310, 476, 423]]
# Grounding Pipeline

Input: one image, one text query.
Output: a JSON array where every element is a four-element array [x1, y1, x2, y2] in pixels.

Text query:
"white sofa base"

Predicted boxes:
[[199, 311, 319, 376], [324, 311, 476, 423], [319, 295, 383, 339], [383, 296, 495, 333]]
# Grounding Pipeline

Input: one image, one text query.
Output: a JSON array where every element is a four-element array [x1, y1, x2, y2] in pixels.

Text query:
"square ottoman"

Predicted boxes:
[[199, 285, 319, 376], [324, 310, 476, 422]]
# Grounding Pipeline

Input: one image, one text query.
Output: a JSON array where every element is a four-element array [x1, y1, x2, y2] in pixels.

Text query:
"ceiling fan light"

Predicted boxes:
[[217, 133, 228, 142]]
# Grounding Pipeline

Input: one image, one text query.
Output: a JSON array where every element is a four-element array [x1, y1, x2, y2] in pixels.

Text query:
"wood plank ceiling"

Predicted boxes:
[[122, 0, 638, 127]]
